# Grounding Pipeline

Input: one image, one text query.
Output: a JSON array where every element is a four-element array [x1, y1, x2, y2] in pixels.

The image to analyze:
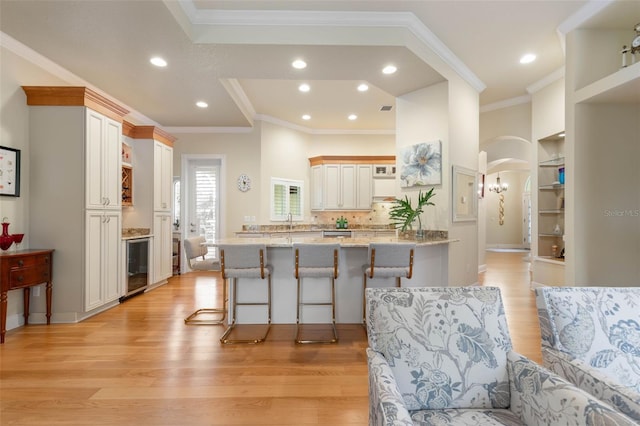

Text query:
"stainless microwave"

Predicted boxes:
[[373, 164, 396, 178]]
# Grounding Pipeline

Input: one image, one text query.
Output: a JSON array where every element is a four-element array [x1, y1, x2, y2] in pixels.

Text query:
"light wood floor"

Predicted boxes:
[[0, 251, 540, 425]]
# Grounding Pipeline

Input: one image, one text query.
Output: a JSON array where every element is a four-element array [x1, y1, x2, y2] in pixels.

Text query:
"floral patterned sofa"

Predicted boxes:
[[365, 286, 635, 425], [535, 286, 640, 423]]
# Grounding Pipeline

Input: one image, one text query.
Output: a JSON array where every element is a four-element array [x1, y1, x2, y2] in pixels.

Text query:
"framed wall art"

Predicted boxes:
[[399, 140, 442, 188], [452, 165, 477, 222], [0, 146, 20, 197]]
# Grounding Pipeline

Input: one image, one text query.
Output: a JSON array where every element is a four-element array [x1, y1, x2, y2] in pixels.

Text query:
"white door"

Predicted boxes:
[[185, 158, 221, 261]]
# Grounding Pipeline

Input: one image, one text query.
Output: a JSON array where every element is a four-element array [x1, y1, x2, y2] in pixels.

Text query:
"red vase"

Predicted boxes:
[[1, 222, 13, 251]]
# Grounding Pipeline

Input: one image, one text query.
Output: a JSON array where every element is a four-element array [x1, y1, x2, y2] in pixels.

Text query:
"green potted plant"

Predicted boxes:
[[389, 188, 436, 235]]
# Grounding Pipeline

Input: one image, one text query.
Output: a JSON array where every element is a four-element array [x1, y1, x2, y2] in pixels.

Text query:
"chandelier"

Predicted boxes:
[[488, 174, 508, 194]]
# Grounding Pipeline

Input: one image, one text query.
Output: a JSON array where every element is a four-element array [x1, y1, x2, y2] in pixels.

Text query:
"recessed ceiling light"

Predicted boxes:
[[292, 59, 307, 69], [357, 83, 369, 92], [348, 114, 358, 121], [382, 65, 397, 75], [298, 83, 310, 92], [150, 57, 167, 67], [302, 114, 311, 120], [196, 101, 208, 108], [519, 53, 536, 64]]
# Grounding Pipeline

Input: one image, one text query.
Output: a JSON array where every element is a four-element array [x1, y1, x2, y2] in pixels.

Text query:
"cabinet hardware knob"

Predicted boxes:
[[17, 276, 24, 282], [18, 260, 24, 267]]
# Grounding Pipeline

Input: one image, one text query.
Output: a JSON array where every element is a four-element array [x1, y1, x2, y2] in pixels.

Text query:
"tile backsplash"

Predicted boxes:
[[311, 201, 395, 225]]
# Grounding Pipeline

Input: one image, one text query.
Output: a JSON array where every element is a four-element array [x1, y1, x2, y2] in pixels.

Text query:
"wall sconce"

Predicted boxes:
[[488, 174, 508, 194]]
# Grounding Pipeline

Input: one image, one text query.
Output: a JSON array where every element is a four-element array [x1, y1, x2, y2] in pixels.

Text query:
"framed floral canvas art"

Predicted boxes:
[[399, 140, 442, 187]]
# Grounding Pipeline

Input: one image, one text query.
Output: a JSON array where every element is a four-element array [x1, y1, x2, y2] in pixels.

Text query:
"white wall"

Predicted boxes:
[[0, 46, 68, 330], [480, 103, 531, 146], [171, 127, 262, 238], [259, 121, 311, 223], [396, 79, 480, 286], [396, 82, 450, 232], [308, 134, 394, 157]]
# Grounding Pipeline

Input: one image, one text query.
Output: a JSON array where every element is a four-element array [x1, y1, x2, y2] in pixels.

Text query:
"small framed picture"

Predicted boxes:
[[0, 146, 21, 197]]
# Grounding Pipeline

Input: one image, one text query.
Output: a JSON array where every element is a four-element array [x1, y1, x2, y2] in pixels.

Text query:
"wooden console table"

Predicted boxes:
[[0, 249, 54, 343]]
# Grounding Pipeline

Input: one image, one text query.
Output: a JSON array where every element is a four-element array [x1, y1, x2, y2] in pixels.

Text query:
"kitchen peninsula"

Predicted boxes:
[[212, 232, 456, 324]]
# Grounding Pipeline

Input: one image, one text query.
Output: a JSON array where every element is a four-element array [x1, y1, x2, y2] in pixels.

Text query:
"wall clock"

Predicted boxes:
[[237, 174, 251, 192], [632, 23, 640, 54]]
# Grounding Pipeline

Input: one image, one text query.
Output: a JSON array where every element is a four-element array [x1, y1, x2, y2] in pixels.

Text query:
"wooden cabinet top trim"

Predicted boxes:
[[309, 155, 395, 166], [22, 86, 129, 122], [122, 121, 176, 147]]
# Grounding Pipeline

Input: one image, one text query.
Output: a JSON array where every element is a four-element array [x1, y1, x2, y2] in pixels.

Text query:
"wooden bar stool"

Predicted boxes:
[[219, 244, 272, 344], [183, 236, 225, 325], [362, 242, 415, 325], [293, 243, 340, 344]]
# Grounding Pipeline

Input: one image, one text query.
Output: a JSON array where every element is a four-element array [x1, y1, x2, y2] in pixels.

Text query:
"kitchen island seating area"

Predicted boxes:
[[219, 243, 273, 344], [205, 236, 452, 329], [293, 243, 340, 344], [183, 236, 226, 325], [365, 286, 636, 426]]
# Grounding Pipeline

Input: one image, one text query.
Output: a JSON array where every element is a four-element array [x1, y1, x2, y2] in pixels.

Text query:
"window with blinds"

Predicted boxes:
[[192, 163, 219, 259], [271, 178, 304, 221]]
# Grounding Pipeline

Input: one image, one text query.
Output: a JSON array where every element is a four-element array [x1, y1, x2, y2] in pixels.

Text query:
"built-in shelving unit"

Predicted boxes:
[[122, 165, 133, 206], [122, 141, 133, 206], [536, 132, 565, 263], [565, 21, 640, 287]]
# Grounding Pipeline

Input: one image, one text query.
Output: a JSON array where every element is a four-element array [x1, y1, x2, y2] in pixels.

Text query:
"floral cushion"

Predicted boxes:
[[366, 287, 512, 410], [535, 287, 640, 422], [365, 287, 637, 426]]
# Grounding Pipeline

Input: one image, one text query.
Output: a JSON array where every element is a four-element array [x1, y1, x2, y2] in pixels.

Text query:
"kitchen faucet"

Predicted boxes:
[[287, 212, 293, 231]]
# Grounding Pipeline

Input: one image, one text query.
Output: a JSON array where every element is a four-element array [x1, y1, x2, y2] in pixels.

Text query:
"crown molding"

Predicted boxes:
[[174, 2, 485, 93], [527, 67, 565, 94], [480, 95, 531, 113], [163, 126, 255, 134], [219, 78, 255, 127]]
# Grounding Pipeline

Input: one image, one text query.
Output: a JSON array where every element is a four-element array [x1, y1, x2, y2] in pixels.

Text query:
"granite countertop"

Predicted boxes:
[[122, 228, 152, 240], [209, 235, 457, 248], [240, 224, 395, 232]]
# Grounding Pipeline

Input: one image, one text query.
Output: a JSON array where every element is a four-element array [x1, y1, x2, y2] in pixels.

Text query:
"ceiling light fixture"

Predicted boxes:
[[348, 114, 358, 121], [489, 174, 508, 193], [519, 53, 536, 64], [357, 83, 369, 92], [292, 59, 307, 69], [196, 101, 208, 108], [150, 57, 167, 67], [302, 114, 311, 120], [298, 83, 310, 92], [382, 65, 397, 75]]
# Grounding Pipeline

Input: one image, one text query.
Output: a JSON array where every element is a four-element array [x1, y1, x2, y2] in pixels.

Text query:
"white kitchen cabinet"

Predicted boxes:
[[356, 165, 372, 209], [86, 109, 122, 210], [85, 210, 121, 311], [153, 141, 173, 212], [320, 164, 371, 210], [153, 212, 173, 283], [24, 87, 129, 320], [310, 165, 324, 210]]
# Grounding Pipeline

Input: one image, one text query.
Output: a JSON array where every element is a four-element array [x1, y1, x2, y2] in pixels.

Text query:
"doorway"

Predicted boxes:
[[182, 155, 225, 265]]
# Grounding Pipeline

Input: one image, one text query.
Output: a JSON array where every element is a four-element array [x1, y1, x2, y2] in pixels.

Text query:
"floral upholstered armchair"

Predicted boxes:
[[365, 287, 634, 426], [535, 287, 640, 423]]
